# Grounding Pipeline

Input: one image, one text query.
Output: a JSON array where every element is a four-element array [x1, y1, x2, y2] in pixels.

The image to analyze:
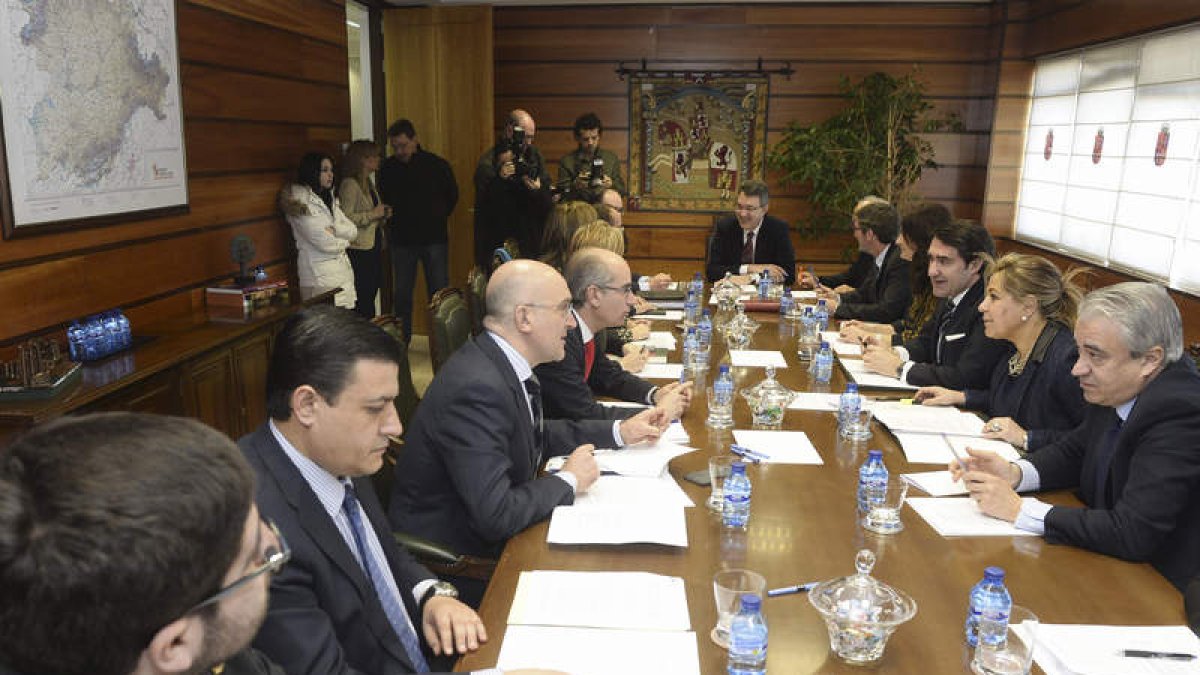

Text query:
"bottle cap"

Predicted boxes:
[[731, 461, 747, 474], [868, 449, 883, 460], [820, 341, 830, 349], [719, 364, 730, 373], [739, 594, 762, 612], [984, 566, 1006, 581], [846, 383, 858, 393], [818, 299, 827, 306]]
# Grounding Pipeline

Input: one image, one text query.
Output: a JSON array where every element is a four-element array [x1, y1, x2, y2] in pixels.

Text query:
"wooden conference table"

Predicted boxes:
[[458, 310, 1184, 674]]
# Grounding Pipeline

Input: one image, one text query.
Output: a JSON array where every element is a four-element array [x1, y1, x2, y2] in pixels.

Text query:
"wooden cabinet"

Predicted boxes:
[[231, 328, 272, 436], [182, 348, 240, 438]]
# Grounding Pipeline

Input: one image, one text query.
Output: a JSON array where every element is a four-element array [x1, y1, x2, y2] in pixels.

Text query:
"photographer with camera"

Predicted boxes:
[[473, 109, 552, 268], [558, 112, 625, 203]]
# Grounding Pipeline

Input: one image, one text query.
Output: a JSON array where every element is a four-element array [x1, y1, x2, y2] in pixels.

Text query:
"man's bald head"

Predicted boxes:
[[485, 259, 562, 328], [508, 109, 536, 139], [599, 189, 623, 228]]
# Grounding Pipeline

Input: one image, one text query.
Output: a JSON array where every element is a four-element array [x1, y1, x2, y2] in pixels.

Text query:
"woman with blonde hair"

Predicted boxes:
[[338, 140, 390, 318], [540, 201, 597, 271], [916, 253, 1089, 452], [280, 152, 357, 309], [569, 220, 625, 257]]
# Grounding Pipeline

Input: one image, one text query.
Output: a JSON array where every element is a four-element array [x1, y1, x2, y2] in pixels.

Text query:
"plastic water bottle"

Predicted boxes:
[[813, 298, 830, 333], [84, 316, 107, 360], [66, 321, 85, 361], [722, 461, 751, 530], [684, 288, 700, 327], [965, 567, 1012, 647], [696, 311, 713, 370], [683, 327, 698, 373], [707, 364, 734, 429], [103, 312, 123, 355], [838, 383, 862, 437], [727, 594, 768, 675], [757, 273, 770, 300], [779, 292, 794, 317], [813, 341, 834, 384], [797, 307, 817, 361], [115, 309, 132, 349], [690, 271, 704, 297], [857, 450, 888, 514]]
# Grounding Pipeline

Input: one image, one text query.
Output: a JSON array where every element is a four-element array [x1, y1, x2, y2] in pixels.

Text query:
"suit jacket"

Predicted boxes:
[[833, 245, 911, 323], [902, 277, 1007, 390], [1030, 357, 1200, 591], [337, 177, 385, 250], [963, 321, 1086, 451], [390, 333, 617, 558], [535, 321, 654, 421], [818, 252, 874, 290], [706, 214, 796, 286], [240, 426, 446, 675], [1187, 574, 1200, 634]]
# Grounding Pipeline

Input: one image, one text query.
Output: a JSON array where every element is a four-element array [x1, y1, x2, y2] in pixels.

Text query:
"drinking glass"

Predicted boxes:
[[861, 481, 909, 534], [841, 402, 874, 441], [971, 606, 1038, 675], [707, 455, 736, 511], [711, 568, 766, 648]]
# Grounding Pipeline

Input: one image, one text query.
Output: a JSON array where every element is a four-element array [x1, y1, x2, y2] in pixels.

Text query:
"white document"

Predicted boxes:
[[663, 421, 690, 444], [508, 570, 692, 630], [840, 357, 919, 391], [787, 392, 841, 411], [1033, 624, 1200, 675], [832, 341, 864, 357], [872, 403, 987, 436], [728, 350, 789, 368], [732, 430, 824, 465], [628, 331, 677, 350], [547, 506, 688, 547], [572, 474, 695, 509], [601, 400, 650, 410], [545, 441, 696, 478], [639, 363, 685, 380], [894, 432, 1020, 465], [632, 310, 683, 321], [792, 289, 818, 300], [901, 470, 968, 496], [497, 625, 701, 675], [820, 330, 851, 344], [906, 497, 1038, 537]]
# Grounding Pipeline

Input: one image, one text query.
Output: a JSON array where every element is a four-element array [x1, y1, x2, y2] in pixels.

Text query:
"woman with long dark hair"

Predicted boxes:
[[279, 152, 357, 309]]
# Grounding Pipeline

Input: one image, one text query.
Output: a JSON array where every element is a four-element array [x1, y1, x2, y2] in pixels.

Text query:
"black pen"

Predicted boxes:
[[1120, 649, 1197, 660], [767, 581, 819, 597]]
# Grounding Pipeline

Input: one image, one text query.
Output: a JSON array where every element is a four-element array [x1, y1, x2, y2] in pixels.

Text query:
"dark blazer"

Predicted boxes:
[[240, 425, 446, 675], [706, 214, 796, 285], [902, 276, 1007, 390], [819, 251, 874, 290], [390, 333, 617, 559], [963, 321, 1086, 451], [535, 321, 654, 421], [1187, 574, 1200, 635], [833, 245, 912, 323], [1030, 357, 1200, 591]]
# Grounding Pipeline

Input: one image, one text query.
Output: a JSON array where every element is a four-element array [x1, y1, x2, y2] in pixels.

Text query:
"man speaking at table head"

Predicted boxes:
[[535, 247, 691, 421], [390, 260, 669, 606], [705, 180, 796, 285], [952, 282, 1200, 590]]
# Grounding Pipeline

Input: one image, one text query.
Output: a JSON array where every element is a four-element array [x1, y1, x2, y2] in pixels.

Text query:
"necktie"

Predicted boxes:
[[741, 232, 754, 264], [341, 484, 430, 672], [935, 301, 956, 364], [1089, 415, 1123, 509], [583, 339, 596, 380], [524, 376, 545, 469]]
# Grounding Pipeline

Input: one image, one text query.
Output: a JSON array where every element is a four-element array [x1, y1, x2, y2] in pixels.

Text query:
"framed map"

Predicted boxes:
[[628, 74, 768, 213], [0, 0, 188, 238]]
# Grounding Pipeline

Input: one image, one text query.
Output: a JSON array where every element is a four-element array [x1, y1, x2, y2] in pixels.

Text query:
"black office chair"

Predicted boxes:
[[427, 288, 471, 374]]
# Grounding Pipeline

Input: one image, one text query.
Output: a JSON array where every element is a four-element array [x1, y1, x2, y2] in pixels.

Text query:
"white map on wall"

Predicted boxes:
[[1, 0, 187, 228]]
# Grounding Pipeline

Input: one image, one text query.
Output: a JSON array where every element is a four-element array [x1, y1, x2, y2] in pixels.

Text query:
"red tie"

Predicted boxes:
[[583, 339, 596, 380], [741, 232, 754, 264]]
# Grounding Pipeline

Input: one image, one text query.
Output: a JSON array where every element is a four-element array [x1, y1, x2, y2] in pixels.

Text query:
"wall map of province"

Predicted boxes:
[[1, 0, 187, 230], [628, 75, 769, 213]]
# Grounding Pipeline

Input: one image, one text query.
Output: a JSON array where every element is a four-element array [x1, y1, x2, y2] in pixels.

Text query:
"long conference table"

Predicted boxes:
[[458, 307, 1185, 674]]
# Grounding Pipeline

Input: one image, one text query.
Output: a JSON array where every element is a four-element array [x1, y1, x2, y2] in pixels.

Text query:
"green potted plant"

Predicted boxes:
[[769, 70, 962, 237]]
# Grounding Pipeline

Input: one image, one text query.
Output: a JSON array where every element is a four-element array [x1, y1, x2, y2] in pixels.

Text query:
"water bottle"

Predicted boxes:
[[779, 292, 794, 318], [797, 307, 817, 361], [690, 271, 704, 297], [813, 298, 830, 333], [757, 273, 770, 300], [84, 316, 107, 361], [727, 594, 768, 675], [708, 364, 735, 429], [683, 327, 698, 373], [684, 288, 700, 327], [696, 310, 713, 370], [103, 312, 123, 356], [965, 567, 1012, 647], [813, 341, 834, 384], [723, 461, 751, 530], [857, 450, 888, 514], [66, 321, 85, 361], [838, 383, 862, 437], [115, 309, 132, 349]]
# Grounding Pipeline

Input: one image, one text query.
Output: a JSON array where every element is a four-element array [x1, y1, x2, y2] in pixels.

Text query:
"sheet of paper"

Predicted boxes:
[[547, 505, 689, 547], [906, 497, 1038, 537], [821, 330, 851, 344], [872, 403, 987, 436], [547, 441, 695, 478], [663, 421, 690, 444], [787, 392, 841, 411], [497, 625, 701, 675], [792, 289, 818, 300], [632, 310, 683, 321], [628, 331, 677, 350], [601, 400, 650, 410], [945, 434, 1022, 462], [508, 570, 691, 630], [894, 432, 1020, 465], [840, 357, 919, 391], [728, 350, 789, 368], [901, 470, 967, 496], [1033, 624, 1200, 675], [832, 341, 863, 356], [639, 363, 685, 380], [572, 473, 695, 509], [731, 430, 824, 465]]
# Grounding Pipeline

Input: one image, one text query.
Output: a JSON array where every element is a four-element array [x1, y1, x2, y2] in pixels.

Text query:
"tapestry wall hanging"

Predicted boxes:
[[628, 74, 769, 213]]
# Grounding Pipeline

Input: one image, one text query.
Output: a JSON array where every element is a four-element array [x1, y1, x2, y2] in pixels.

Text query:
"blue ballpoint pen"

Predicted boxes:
[[768, 581, 819, 597], [730, 444, 770, 463]]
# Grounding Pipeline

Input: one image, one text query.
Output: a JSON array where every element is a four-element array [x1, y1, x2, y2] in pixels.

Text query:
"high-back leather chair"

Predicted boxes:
[[427, 288, 470, 373], [370, 315, 421, 428], [466, 266, 488, 336]]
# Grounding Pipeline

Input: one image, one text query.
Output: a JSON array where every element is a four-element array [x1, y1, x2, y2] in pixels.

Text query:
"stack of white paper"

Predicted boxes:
[[544, 441, 696, 478], [728, 350, 789, 368], [572, 474, 695, 509], [873, 403, 988, 436], [1032, 624, 1200, 675], [639, 363, 685, 380], [901, 470, 968, 496], [497, 625, 701, 675], [508, 570, 692, 630], [906, 497, 1038, 537], [792, 289, 818, 300], [628, 331, 677, 350], [547, 505, 688, 546], [787, 392, 841, 411], [895, 432, 1020, 465], [632, 309, 683, 321], [731, 430, 824, 465], [840, 358, 919, 391]]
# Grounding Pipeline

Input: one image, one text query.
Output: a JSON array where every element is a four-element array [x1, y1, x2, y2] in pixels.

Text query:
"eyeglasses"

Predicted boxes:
[[520, 299, 573, 319], [186, 520, 291, 615], [735, 203, 763, 213], [598, 283, 635, 296]]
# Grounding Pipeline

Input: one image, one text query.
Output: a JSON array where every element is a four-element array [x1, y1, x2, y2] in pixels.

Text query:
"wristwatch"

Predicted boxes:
[[420, 581, 459, 612]]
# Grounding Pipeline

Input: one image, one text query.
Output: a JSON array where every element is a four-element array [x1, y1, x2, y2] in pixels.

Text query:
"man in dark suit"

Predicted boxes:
[[0, 413, 283, 675], [815, 199, 911, 323], [390, 260, 669, 606], [240, 306, 494, 675], [800, 195, 888, 293], [863, 219, 1007, 389], [953, 282, 1200, 591], [705, 180, 796, 285], [536, 247, 691, 421]]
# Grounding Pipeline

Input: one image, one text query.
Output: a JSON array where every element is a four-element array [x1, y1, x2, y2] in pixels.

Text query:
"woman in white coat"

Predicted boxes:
[[280, 152, 357, 309]]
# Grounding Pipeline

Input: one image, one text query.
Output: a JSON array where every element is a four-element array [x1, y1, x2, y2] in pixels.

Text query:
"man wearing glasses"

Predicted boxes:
[[0, 413, 287, 675], [389, 260, 670, 607], [535, 247, 692, 421], [705, 179, 796, 285]]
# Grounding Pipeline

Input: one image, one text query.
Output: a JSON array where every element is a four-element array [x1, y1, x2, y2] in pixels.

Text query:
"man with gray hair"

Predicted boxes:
[[535, 247, 692, 421], [951, 282, 1200, 590]]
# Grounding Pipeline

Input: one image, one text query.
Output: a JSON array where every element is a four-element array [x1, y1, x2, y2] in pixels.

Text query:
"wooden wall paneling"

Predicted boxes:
[[183, 64, 350, 126], [186, 121, 345, 175], [186, 0, 349, 47], [653, 25, 992, 62], [1022, 1, 1200, 57]]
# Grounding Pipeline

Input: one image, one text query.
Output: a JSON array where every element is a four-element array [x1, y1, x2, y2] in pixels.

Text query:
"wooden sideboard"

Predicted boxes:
[[0, 289, 337, 446]]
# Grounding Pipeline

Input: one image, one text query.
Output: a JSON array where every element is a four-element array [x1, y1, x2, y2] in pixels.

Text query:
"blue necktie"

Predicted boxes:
[[935, 301, 957, 364], [342, 483, 430, 672], [1090, 415, 1123, 509]]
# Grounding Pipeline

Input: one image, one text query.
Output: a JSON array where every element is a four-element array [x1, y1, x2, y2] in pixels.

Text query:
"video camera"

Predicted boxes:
[[508, 126, 540, 182]]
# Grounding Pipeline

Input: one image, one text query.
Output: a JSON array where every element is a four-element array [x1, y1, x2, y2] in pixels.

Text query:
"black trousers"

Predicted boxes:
[[347, 230, 383, 319]]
